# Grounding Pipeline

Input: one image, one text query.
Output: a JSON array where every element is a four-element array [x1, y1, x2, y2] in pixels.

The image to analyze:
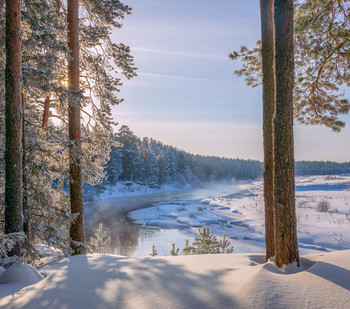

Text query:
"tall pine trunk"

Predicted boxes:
[[260, 0, 275, 261], [68, 0, 84, 247], [42, 95, 51, 129], [22, 92, 29, 238], [5, 0, 23, 257], [273, 0, 299, 268]]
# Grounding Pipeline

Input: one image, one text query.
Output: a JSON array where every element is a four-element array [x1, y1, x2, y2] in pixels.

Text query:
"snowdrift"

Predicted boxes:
[[1, 250, 349, 308]]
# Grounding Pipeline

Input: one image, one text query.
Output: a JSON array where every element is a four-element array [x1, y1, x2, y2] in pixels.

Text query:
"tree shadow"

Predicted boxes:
[[0, 254, 239, 308], [307, 261, 350, 291]]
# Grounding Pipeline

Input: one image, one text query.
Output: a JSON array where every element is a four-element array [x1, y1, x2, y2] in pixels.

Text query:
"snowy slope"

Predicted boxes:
[[1, 251, 350, 309]]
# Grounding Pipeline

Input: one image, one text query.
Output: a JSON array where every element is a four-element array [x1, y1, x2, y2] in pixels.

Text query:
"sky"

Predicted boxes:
[[111, 0, 350, 162]]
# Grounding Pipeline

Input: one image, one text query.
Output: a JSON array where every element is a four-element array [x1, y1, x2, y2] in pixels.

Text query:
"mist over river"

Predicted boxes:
[[85, 181, 248, 256]]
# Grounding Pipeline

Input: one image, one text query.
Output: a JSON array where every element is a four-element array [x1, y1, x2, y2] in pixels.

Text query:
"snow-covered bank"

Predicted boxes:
[[1, 250, 350, 309], [130, 175, 350, 254]]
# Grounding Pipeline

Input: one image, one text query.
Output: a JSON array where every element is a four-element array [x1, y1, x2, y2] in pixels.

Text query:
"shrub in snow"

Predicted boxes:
[[0, 232, 26, 259], [317, 200, 331, 212], [90, 223, 111, 254], [70, 241, 92, 255], [298, 200, 308, 208], [0, 233, 26, 268]]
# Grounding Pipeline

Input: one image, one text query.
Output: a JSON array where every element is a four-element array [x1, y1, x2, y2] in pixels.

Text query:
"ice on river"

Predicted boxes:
[[130, 174, 350, 254]]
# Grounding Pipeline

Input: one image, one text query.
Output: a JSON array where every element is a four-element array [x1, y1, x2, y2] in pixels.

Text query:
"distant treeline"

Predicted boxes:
[[103, 125, 263, 189], [295, 161, 350, 176], [100, 126, 350, 191]]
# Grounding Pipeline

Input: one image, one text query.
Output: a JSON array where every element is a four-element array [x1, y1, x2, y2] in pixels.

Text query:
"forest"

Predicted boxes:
[[0, 0, 350, 308], [97, 124, 350, 195]]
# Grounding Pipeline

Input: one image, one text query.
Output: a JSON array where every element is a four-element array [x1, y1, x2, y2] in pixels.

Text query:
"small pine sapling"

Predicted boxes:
[[192, 223, 219, 254], [90, 223, 111, 254], [150, 245, 157, 257], [182, 225, 234, 255], [218, 234, 234, 254], [182, 239, 196, 255], [170, 243, 179, 256]]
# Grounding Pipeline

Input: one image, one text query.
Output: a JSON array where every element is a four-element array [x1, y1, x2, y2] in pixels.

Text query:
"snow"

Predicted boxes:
[[1, 175, 350, 308], [0, 263, 43, 285], [130, 175, 350, 254], [0, 263, 44, 300], [0, 251, 350, 308]]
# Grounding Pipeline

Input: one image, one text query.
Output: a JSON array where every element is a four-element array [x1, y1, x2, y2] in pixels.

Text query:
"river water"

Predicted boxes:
[[85, 181, 246, 257]]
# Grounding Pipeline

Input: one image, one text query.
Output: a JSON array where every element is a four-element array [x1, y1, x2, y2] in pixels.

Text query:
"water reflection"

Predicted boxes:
[[85, 204, 142, 256]]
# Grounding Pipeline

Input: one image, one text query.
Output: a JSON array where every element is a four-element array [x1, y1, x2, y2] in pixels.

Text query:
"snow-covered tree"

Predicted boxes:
[[117, 125, 142, 182], [0, 0, 136, 259], [90, 223, 111, 254]]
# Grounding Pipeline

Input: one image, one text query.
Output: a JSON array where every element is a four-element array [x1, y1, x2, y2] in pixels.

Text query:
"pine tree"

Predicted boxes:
[[117, 125, 142, 182], [105, 134, 123, 186], [4, 0, 23, 257], [67, 0, 84, 249], [230, 0, 350, 132], [67, 0, 84, 248], [274, 0, 299, 268], [156, 152, 167, 188], [293, 0, 350, 130], [90, 223, 111, 254], [260, 0, 275, 261], [140, 138, 158, 187]]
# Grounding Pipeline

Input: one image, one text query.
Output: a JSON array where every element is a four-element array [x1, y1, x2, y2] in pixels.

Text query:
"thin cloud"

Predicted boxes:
[[131, 47, 227, 61], [137, 71, 218, 82]]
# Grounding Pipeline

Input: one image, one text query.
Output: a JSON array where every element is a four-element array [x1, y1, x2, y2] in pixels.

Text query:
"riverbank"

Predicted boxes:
[[129, 174, 350, 255], [1, 175, 350, 308], [85, 180, 246, 256], [98, 182, 191, 200]]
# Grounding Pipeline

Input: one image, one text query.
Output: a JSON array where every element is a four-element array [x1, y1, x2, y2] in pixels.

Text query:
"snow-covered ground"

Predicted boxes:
[[1, 251, 350, 308], [130, 175, 350, 254], [1, 175, 350, 308]]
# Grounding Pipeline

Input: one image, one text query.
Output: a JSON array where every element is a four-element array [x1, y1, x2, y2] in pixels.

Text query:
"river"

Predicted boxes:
[[85, 181, 247, 257]]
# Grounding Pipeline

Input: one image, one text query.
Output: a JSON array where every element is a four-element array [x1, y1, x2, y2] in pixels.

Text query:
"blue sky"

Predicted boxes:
[[111, 0, 350, 162]]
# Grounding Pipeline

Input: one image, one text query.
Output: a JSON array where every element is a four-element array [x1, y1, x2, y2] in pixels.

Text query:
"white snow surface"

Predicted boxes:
[[0, 263, 43, 286], [0, 263, 44, 301], [130, 174, 350, 254], [0, 251, 350, 308], [1, 175, 350, 308]]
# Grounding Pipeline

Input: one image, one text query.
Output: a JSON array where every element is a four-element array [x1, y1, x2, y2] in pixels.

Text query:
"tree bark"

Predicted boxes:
[[273, 0, 299, 268], [22, 92, 29, 238], [42, 95, 51, 129], [5, 0, 23, 257], [68, 0, 84, 246], [260, 0, 275, 261]]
